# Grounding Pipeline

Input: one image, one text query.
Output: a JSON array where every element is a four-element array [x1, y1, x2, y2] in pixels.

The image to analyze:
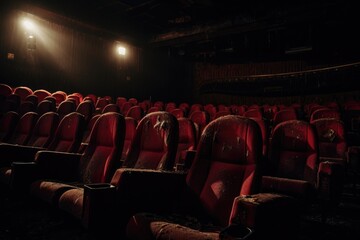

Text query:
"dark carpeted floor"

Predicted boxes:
[[1, 182, 360, 240]]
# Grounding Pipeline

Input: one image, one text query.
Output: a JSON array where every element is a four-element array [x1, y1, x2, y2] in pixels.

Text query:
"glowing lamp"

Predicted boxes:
[[117, 46, 126, 56]]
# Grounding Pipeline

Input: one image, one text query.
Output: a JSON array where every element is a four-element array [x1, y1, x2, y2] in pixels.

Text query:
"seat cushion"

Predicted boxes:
[[58, 188, 84, 220], [126, 212, 221, 240], [30, 180, 79, 206]]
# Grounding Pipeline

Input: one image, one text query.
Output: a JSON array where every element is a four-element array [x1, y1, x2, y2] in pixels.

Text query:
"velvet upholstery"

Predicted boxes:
[[56, 100, 76, 120], [122, 117, 137, 161], [36, 100, 56, 116], [189, 110, 210, 141], [29, 112, 124, 209], [0, 83, 13, 97], [262, 119, 345, 219], [311, 118, 347, 162], [57, 111, 179, 232], [175, 117, 197, 170], [310, 108, 341, 123], [102, 103, 120, 114], [126, 115, 263, 240], [13, 86, 33, 102], [272, 108, 298, 128], [76, 100, 95, 123], [6, 112, 39, 146], [79, 114, 101, 153], [121, 111, 179, 170], [26, 112, 60, 148], [33, 89, 51, 103], [126, 105, 144, 122], [51, 91, 67, 106], [264, 120, 318, 188]]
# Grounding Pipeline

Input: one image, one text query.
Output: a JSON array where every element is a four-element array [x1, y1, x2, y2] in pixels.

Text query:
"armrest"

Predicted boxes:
[[82, 183, 116, 229], [229, 193, 299, 239], [111, 168, 187, 214], [261, 175, 315, 201], [317, 161, 345, 206], [35, 151, 83, 181], [10, 162, 39, 192], [0, 143, 45, 166]]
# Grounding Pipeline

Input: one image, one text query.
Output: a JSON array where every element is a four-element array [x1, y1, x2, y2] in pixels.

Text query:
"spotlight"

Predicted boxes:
[[117, 46, 126, 56], [22, 19, 34, 31]]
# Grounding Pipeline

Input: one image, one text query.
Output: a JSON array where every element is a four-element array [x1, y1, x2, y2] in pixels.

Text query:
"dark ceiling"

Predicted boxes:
[[7, 0, 360, 63]]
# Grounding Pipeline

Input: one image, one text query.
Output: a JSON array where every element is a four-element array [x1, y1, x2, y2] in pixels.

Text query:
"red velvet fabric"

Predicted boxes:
[[123, 111, 179, 171], [126, 116, 263, 240]]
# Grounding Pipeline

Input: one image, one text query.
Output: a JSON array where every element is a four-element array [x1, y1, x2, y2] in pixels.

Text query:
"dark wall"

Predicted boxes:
[[0, 7, 194, 104], [138, 47, 193, 104]]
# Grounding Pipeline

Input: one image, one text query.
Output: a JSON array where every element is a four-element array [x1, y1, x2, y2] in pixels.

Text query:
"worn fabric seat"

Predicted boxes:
[[57, 111, 179, 232], [27, 112, 124, 206], [262, 120, 345, 221], [126, 115, 264, 240], [1, 112, 85, 187]]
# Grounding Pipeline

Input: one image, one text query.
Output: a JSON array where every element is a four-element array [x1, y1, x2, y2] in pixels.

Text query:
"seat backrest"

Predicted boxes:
[[121, 117, 137, 160], [0, 111, 20, 143], [24, 94, 38, 106], [122, 111, 179, 171], [51, 91, 67, 106], [0, 84, 12, 97], [214, 110, 231, 119], [204, 104, 217, 120], [7, 112, 39, 145], [175, 117, 197, 167], [13, 86, 33, 102], [33, 89, 51, 103], [267, 120, 318, 185], [272, 108, 298, 128], [170, 108, 185, 119], [189, 110, 210, 141], [76, 99, 95, 123], [84, 94, 97, 104], [79, 114, 101, 153], [66, 94, 81, 107], [46, 112, 86, 153], [57, 100, 76, 120], [250, 117, 268, 158], [128, 97, 138, 105], [243, 109, 263, 120], [121, 102, 134, 115], [230, 105, 246, 116], [79, 112, 125, 183], [95, 97, 110, 112], [185, 115, 263, 226], [147, 106, 160, 114], [116, 97, 127, 109], [37, 99, 56, 116], [27, 112, 60, 148], [310, 108, 341, 123], [102, 103, 120, 114], [18, 101, 36, 116], [189, 103, 203, 116], [126, 105, 144, 122], [311, 118, 347, 161]]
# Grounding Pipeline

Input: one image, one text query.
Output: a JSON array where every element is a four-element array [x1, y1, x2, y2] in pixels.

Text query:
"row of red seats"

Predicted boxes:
[[1, 84, 356, 170], [2, 83, 359, 120], [0, 83, 357, 238], [1, 111, 347, 239]]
